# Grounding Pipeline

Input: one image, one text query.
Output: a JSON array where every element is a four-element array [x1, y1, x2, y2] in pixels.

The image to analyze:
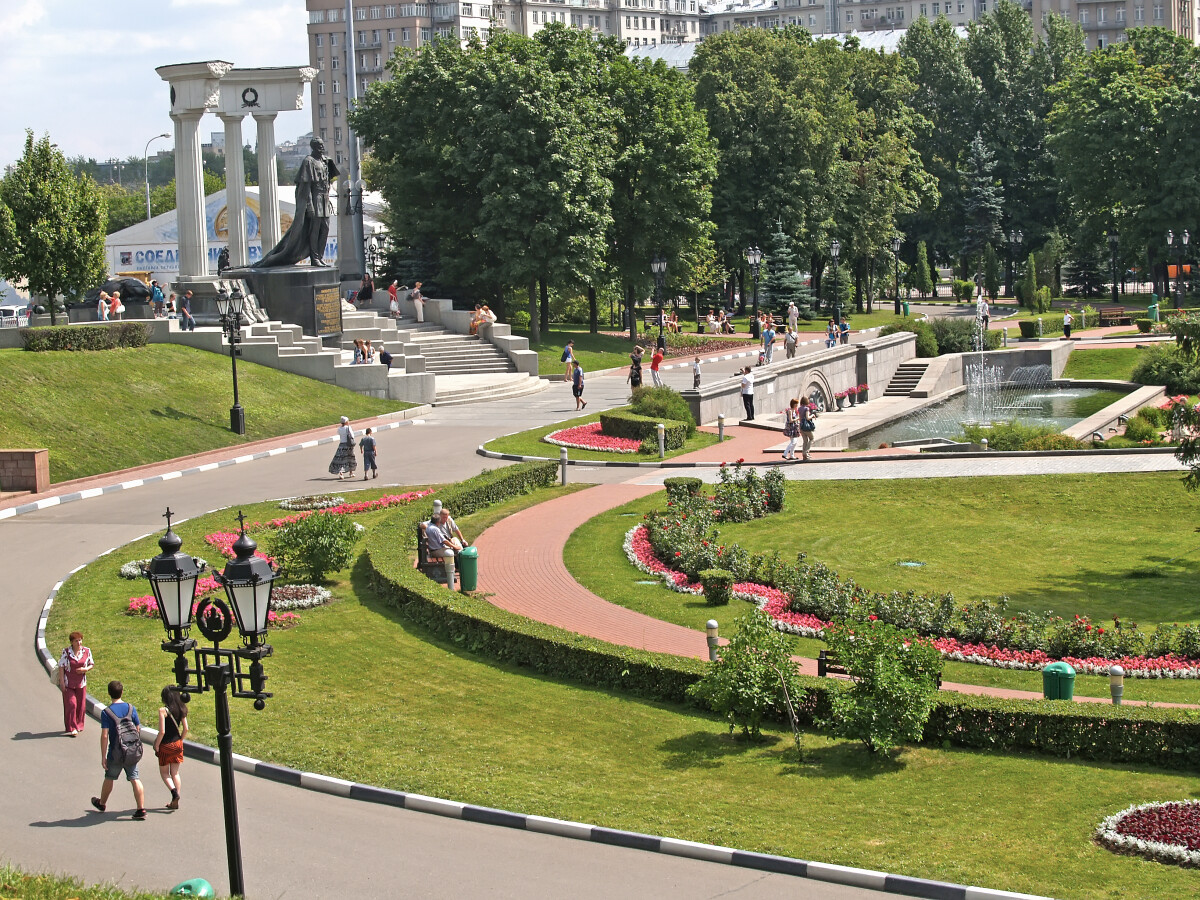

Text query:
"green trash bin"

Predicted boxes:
[[458, 545, 479, 592], [902, 301, 910, 316], [170, 879, 214, 898], [1147, 302, 1159, 322], [1042, 661, 1076, 701]]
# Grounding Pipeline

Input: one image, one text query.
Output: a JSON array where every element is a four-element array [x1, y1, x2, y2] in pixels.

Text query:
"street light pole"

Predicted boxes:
[[744, 245, 762, 338], [1107, 230, 1119, 306], [830, 239, 841, 325], [1167, 230, 1188, 309], [216, 288, 246, 435], [143, 133, 171, 221], [651, 254, 668, 351], [1008, 230, 1023, 298], [891, 236, 902, 315]]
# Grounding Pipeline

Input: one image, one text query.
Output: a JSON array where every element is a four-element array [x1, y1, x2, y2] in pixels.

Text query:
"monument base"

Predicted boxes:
[[170, 275, 237, 326], [231, 265, 343, 339]]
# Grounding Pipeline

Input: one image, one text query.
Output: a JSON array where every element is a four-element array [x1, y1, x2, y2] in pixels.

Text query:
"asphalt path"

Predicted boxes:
[[2, 370, 903, 899]]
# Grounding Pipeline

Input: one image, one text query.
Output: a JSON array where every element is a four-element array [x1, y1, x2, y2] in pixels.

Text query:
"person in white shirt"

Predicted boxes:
[[740, 366, 755, 420], [691, 356, 701, 389], [1063, 310, 1073, 339], [787, 301, 798, 333]]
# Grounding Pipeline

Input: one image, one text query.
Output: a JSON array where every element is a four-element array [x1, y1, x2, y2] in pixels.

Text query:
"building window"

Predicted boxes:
[[463, 2, 473, 13], [357, 7, 367, 19], [331, 32, 338, 45], [335, 126, 343, 142], [333, 79, 341, 93], [1116, 5, 1125, 20], [846, 10, 854, 20], [386, 4, 398, 15], [371, 5, 383, 18], [1135, 4, 1144, 19], [920, 3, 927, 14], [388, 28, 396, 40], [310, 9, 326, 23], [979, 1, 986, 10], [317, 56, 326, 70], [318, 80, 326, 94], [332, 56, 340, 69], [1153, 1, 1163, 16], [403, 26, 412, 40], [1098, 6, 1106, 20], [1098, 31, 1108, 46], [932, 2, 939, 13], [358, 30, 366, 44], [320, 128, 327, 141], [319, 104, 327, 118], [372, 28, 380, 40], [362, 78, 370, 91], [336, 151, 343, 164], [421, 26, 432, 40], [333, 103, 341, 117], [315, 33, 324, 46], [1079, 8, 1088, 21], [482, 5, 492, 17]]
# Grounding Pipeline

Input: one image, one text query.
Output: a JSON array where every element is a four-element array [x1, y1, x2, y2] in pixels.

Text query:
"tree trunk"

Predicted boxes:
[[492, 288, 505, 323], [736, 268, 746, 315], [854, 261, 864, 315], [626, 282, 637, 342], [48, 285, 57, 326], [528, 279, 540, 344], [866, 259, 874, 314], [539, 277, 549, 334], [588, 284, 598, 334]]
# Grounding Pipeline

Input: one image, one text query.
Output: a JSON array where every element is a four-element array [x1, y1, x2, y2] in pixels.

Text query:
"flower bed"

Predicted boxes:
[[124, 576, 301, 629], [1095, 801, 1200, 868], [624, 524, 1200, 678], [120, 557, 208, 580], [279, 494, 345, 511], [545, 422, 643, 454]]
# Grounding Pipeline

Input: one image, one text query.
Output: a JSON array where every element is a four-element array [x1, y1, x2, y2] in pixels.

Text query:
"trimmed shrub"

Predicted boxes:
[[1018, 313, 1065, 338], [271, 511, 360, 584], [1137, 405, 1169, 428], [928, 317, 1001, 354], [1021, 433, 1086, 451], [629, 386, 697, 436], [764, 467, 786, 512], [1122, 416, 1160, 443], [699, 568, 734, 606], [1136, 318, 1155, 333], [1130, 345, 1200, 394], [663, 477, 703, 502], [881, 317, 939, 357], [961, 421, 1058, 451], [599, 410, 688, 451], [21, 322, 149, 351]]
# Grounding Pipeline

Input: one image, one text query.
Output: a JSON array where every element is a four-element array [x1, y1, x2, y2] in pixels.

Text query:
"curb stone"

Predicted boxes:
[[35, 557, 1049, 900]]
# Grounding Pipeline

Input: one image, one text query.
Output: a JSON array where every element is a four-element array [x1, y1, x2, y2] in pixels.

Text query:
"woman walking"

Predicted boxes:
[[799, 396, 817, 461], [329, 416, 358, 480], [627, 347, 644, 390], [154, 686, 189, 809], [59, 631, 93, 736], [781, 398, 801, 460]]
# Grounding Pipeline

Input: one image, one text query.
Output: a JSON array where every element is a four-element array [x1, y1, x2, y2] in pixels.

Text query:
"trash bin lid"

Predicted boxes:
[[459, 546, 478, 559], [1043, 661, 1076, 677]]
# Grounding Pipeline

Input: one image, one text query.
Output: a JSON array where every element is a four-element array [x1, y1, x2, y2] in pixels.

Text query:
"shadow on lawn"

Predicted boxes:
[[775, 741, 907, 779], [656, 730, 781, 770], [148, 405, 225, 430]]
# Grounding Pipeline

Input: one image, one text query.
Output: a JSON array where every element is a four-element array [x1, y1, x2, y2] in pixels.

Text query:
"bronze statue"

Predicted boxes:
[[255, 137, 339, 268], [217, 246, 230, 273]]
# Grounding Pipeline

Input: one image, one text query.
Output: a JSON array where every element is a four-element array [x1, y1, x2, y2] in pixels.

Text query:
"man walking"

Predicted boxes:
[[740, 366, 755, 420], [91, 681, 146, 820], [180, 291, 196, 331], [572, 363, 586, 410], [787, 301, 798, 333], [763, 320, 776, 364]]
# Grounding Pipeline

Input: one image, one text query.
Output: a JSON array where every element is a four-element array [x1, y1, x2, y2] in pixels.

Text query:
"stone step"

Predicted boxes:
[[432, 375, 548, 406]]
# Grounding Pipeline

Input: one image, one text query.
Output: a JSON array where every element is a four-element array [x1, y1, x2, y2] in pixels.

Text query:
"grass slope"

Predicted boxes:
[[0, 865, 171, 900], [1062, 348, 1148, 382], [0, 346, 408, 483], [46, 487, 1200, 900]]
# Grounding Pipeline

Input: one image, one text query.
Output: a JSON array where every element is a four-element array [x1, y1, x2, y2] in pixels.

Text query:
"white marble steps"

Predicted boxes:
[[884, 362, 930, 396], [432, 373, 549, 406]]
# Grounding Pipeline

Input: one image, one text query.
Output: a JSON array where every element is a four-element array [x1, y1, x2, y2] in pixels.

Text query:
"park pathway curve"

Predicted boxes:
[[473, 483, 1199, 710]]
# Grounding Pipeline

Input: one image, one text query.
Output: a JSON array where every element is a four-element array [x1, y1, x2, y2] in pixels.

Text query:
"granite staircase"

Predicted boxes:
[[884, 362, 930, 397]]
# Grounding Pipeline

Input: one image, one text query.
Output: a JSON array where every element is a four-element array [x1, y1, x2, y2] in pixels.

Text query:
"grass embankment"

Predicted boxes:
[[0, 346, 409, 483], [484, 410, 720, 462], [0, 865, 171, 900], [564, 473, 1200, 705], [516, 326, 755, 375], [46, 485, 1200, 900], [1062, 347, 1149, 382]]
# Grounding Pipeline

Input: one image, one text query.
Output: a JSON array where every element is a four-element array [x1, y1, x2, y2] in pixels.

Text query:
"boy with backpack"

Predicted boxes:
[[92, 680, 146, 819]]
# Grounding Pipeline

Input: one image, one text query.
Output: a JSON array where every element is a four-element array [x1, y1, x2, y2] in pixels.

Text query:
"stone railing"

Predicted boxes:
[[0, 449, 49, 495]]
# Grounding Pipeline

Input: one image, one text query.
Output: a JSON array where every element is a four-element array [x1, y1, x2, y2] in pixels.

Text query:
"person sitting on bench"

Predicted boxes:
[[425, 508, 463, 585]]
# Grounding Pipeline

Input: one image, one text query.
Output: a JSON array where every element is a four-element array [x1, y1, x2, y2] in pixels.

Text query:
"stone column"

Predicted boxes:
[[218, 113, 249, 268], [173, 110, 209, 279], [255, 113, 281, 254]]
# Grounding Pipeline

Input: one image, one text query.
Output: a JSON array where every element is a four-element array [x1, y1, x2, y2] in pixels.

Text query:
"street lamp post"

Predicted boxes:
[[1107, 230, 1119, 306], [215, 288, 246, 435], [1167, 229, 1190, 309], [651, 254, 668, 351], [891, 236, 902, 315], [146, 508, 277, 899], [744, 245, 762, 338], [830, 239, 841, 325], [1008, 230, 1023, 297], [143, 133, 171, 221], [365, 236, 379, 276]]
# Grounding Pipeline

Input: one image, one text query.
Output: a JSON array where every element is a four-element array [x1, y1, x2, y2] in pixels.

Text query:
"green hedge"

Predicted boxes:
[[699, 569, 734, 606], [664, 477, 703, 502], [599, 410, 688, 451], [20, 322, 150, 351], [363, 462, 1200, 768], [1018, 314, 1065, 338]]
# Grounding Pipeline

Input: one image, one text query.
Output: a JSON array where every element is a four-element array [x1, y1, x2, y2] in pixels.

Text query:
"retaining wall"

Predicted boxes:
[[0, 449, 49, 494]]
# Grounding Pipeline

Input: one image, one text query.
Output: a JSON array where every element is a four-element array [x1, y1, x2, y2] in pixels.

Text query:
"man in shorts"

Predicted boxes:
[[91, 680, 146, 819], [572, 363, 586, 410]]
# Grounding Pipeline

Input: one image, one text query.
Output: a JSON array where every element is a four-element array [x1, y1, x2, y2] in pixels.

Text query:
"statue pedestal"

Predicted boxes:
[[231, 266, 342, 339]]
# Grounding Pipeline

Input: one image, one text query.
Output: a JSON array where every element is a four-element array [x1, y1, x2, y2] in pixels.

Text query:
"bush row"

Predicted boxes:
[[362, 464, 1200, 768], [21, 322, 149, 351], [880, 317, 1001, 357], [1017, 314, 1066, 338], [1130, 345, 1200, 394], [599, 411, 688, 451]]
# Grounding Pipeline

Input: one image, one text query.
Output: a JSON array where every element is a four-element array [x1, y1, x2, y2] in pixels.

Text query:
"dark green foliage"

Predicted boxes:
[[961, 421, 1059, 451], [1017, 313, 1066, 338], [1131, 345, 1200, 393], [600, 411, 688, 450], [1122, 416, 1161, 443], [761, 221, 816, 315], [20, 323, 149, 351], [929, 316, 1000, 353], [629, 386, 697, 435], [983, 245, 1001, 299], [663, 477, 703, 502], [271, 513, 360, 584], [1137, 405, 1169, 428], [1021, 433, 1086, 451], [1136, 318, 1155, 333], [953, 278, 976, 301], [881, 316, 939, 357], [699, 568, 734, 606]]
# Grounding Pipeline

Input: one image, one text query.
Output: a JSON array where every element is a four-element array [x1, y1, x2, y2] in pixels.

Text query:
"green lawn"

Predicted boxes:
[[0, 346, 410, 483], [1062, 347, 1149, 382], [484, 409, 720, 462], [0, 866, 171, 900], [516, 327, 755, 375], [45, 486, 1200, 900], [561, 475, 1200, 710]]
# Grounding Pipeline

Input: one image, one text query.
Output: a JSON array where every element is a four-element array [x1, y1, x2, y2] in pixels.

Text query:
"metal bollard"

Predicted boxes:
[[981, 438, 988, 452], [1110, 665, 1124, 705], [1003, 327, 1008, 347], [718, 414, 725, 442], [1037, 317, 1043, 337], [706, 619, 720, 662], [560, 446, 568, 486], [657, 422, 666, 459]]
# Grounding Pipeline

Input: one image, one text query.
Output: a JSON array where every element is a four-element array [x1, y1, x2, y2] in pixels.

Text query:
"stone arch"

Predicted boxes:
[[803, 370, 834, 412]]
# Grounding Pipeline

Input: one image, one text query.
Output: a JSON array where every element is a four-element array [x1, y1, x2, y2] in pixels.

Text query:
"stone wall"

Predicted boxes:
[[0, 449, 49, 494]]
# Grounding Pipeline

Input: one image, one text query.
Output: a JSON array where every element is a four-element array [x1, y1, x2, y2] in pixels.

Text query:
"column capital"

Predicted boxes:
[[156, 60, 233, 114], [251, 111, 279, 123], [220, 67, 318, 116]]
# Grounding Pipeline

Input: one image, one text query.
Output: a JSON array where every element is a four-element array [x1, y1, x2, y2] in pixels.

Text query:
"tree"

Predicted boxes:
[[911, 240, 934, 298], [961, 133, 1002, 276], [983, 244, 1001, 299], [761, 220, 814, 315], [0, 132, 106, 324]]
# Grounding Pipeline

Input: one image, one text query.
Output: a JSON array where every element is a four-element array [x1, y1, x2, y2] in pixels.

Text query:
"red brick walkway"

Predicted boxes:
[[473, 481, 1198, 709]]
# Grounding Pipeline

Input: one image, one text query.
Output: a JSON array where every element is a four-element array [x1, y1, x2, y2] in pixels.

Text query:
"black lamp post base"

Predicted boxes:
[[230, 405, 245, 436]]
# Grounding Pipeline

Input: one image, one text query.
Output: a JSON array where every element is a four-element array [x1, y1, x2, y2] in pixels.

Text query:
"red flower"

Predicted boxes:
[[868, 614, 878, 621]]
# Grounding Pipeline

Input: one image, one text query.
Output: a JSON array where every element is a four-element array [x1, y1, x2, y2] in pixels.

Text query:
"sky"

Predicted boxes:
[[0, 0, 315, 168]]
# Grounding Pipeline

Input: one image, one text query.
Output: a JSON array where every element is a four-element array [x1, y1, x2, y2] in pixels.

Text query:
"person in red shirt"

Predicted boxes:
[[650, 349, 664, 387]]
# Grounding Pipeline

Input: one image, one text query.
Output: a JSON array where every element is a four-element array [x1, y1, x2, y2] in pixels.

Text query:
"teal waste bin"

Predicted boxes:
[[458, 546, 479, 592], [1042, 661, 1076, 701], [170, 879, 215, 898], [902, 301, 910, 316], [1147, 303, 1159, 322]]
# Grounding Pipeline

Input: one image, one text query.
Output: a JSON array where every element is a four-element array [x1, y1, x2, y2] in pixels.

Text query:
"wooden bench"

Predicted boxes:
[[1098, 306, 1132, 326], [416, 521, 458, 585], [817, 649, 942, 689]]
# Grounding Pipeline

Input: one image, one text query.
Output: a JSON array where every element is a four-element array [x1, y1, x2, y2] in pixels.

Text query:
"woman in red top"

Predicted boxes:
[[650, 349, 664, 388], [59, 631, 94, 736]]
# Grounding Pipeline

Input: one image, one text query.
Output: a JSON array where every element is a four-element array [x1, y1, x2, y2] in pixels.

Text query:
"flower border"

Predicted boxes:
[[1095, 801, 1200, 868], [545, 422, 641, 454]]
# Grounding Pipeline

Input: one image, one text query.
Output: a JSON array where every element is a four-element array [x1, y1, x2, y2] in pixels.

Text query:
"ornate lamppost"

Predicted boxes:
[[1107, 230, 1119, 305], [146, 509, 277, 899], [891, 236, 902, 315], [1167, 228, 1190, 309], [214, 288, 246, 435], [744, 245, 762, 339], [651, 254, 668, 351], [365, 235, 379, 276], [830, 239, 841, 325], [1008, 229, 1023, 297]]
